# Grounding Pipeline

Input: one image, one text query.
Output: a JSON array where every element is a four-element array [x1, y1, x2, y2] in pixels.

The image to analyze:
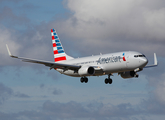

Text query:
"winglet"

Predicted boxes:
[[154, 53, 158, 66], [6, 44, 18, 58], [145, 53, 158, 68], [6, 44, 12, 56]]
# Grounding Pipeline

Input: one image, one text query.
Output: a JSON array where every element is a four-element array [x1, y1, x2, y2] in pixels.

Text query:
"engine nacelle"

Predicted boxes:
[[120, 71, 137, 79], [78, 66, 95, 76]]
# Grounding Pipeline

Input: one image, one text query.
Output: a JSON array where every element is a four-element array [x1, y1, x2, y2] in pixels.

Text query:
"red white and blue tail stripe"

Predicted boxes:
[[51, 29, 73, 62]]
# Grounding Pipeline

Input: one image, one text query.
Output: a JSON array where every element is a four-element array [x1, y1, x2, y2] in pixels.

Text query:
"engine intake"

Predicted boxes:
[[78, 66, 95, 76]]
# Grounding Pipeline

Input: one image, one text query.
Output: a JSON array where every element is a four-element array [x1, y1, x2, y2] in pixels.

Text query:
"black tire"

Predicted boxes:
[[105, 78, 108, 84], [135, 74, 139, 78], [80, 78, 84, 83], [85, 78, 88, 83], [109, 79, 112, 84]]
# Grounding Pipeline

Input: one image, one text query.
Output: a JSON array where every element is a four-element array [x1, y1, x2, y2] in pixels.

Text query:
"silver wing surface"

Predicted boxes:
[[6, 44, 81, 70]]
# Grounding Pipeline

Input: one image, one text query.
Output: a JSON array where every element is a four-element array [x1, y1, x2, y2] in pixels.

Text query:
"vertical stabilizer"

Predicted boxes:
[[51, 29, 73, 62]]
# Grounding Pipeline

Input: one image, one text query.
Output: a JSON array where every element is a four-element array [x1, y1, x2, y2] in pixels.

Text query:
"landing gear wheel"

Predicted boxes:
[[105, 78, 109, 84], [80, 77, 84, 83], [80, 77, 88, 83], [105, 74, 113, 84], [109, 79, 112, 84], [84, 78, 88, 83], [135, 74, 139, 78]]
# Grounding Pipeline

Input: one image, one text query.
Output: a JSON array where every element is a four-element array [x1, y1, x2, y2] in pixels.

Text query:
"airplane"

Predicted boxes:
[[6, 29, 158, 84]]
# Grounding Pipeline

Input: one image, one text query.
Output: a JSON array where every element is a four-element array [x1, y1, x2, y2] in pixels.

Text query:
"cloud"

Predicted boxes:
[[50, 0, 165, 56], [0, 1, 165, 119], [42, 100, 141, 119], [0, 5, 53, 67], [0, 26, 21, 66], [1, 0, 164, 67], [14, 92, 30, 98], [139, 69, 165, 115], [0, 24, 54, 67], [0, 82, 31, 104], [150, 73, 165, 104], [52, 88, 62, 95], [0, 83, 13, 104], [1, 0, 165, 67], [0, 99, 163, 120], [0, 100, 148, 120]]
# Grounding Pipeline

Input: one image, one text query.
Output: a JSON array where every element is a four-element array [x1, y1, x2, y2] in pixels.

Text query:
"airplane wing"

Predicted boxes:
[[6, 44, 81, 70], [145, 53, 158, 68]]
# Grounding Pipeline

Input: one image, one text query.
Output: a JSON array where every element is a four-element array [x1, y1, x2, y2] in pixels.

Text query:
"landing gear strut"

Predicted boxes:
[[105, 74, 113, 84], [80, 77, 88, 83]]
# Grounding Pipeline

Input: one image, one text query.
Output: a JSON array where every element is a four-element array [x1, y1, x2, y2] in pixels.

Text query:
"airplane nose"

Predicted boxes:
[[141, 57, 148, 67]]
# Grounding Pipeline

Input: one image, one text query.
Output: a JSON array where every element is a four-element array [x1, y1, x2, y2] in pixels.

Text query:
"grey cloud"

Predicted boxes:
[[1, 0, 165, 67], [42, 101, 89, 118], [0, 83, 13, 104], [52, 88, 62, 95], [141, 98, 165, 115], [139, 69, 165, 116], [42, 101, 142, 119], [141, 87, 165, 115], [14, 92, 30, 98], [49, 0, 165, 57], [0, 99, 164, 120], [0, 111, 50, 120], [39, 84, 63, 95], [0, 0, 164, 119], [0, 24, 54, 67], [0, 82, 31, 103]]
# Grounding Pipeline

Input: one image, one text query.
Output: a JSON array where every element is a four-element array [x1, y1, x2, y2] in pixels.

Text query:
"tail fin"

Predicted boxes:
[[51, 29, 74, 62]]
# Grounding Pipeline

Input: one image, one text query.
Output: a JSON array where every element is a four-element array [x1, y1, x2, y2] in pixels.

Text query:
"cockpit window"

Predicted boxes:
[[134, 55, 138, 57], [134, 54, 145, 58]]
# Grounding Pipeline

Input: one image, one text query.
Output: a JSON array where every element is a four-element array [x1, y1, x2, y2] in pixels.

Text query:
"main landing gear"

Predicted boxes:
[[80, 77, 88, 83], [80, 74, 113, 84], [105, 74, 113, 84]]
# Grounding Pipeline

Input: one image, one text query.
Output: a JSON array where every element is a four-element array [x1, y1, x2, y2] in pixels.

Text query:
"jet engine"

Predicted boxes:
[[78, 66, 95, 76], [120, 71, 138, 79]]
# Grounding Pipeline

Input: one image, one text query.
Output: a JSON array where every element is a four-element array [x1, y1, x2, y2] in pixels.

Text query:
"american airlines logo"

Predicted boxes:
[[96, 56, 122, 64]]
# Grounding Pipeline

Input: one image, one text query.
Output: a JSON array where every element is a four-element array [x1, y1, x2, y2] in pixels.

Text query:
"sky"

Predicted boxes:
[[0, 0, 165, 120]]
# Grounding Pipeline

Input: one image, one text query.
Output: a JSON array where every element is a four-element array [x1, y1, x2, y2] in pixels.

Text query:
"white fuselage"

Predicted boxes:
[[56, 51, 148, 77]]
